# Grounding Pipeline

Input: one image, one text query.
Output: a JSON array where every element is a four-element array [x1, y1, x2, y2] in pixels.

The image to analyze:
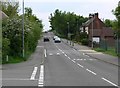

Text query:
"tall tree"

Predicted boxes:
[[104, 19, 112, 27], [1, 1, 19, 17], [49, 9, 88, 41], [112, 1, 120, 38]]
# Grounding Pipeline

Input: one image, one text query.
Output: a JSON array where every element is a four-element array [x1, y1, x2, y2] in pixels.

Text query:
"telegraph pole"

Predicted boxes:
[[22, 0, 25, 58]]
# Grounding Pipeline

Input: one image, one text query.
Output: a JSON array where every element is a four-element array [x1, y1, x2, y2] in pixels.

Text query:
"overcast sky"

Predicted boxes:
[[18, 0, 119, 31]]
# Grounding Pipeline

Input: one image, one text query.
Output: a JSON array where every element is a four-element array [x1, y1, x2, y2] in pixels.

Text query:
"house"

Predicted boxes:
[[0, 10, 8, 19], [80, 13, 115, 47]]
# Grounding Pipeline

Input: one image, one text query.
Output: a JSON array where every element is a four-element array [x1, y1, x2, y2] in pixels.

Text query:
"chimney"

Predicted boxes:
[[89, 13, 93, 19], [94, 13, 98, 18]]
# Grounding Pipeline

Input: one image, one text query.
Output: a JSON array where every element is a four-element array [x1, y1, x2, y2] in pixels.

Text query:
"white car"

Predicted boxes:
[[54, 37, 61, 43], [53, 36, 58, 40]]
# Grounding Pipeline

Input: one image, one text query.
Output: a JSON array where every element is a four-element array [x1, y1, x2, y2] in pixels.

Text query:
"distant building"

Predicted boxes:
[[0, 10, 8, 19], [80, 13, 115, 47]]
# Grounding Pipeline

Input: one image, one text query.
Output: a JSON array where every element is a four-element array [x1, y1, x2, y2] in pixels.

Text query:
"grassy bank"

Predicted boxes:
[[94, 48, 118, 57], [2, 51, 33, 64]]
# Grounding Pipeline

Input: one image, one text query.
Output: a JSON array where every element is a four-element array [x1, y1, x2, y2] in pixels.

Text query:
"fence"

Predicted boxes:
[[98, 39, 120, 55]]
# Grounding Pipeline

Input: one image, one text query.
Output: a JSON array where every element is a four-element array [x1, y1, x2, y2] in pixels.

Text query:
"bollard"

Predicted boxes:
[[72, 42, 74, 46]]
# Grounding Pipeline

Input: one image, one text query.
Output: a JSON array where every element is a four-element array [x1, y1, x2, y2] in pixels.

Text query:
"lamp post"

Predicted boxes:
[[91, 14, 94, 49], [22, 0, 25, 58], [67, 22, 69, 43]]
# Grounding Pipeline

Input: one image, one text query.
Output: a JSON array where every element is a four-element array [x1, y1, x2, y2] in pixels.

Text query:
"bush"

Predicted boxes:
[[2, 38, 10, 63], [81, 38, 89, 45]]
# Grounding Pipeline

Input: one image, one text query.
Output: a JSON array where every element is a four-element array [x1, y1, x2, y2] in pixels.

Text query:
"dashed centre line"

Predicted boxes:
[[77, 63, 84, 68], [44, 49, 47, 58], [55, 45, 118, 87], [101, 77, 118, 87], [86, 69, 97, 75]]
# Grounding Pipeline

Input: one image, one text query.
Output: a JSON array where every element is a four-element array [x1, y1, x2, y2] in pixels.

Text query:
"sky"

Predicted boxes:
[[18, 0, 119, 31]]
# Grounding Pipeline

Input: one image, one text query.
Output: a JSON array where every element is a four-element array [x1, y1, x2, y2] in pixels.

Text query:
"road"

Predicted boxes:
[[1, 32, 119, 88]]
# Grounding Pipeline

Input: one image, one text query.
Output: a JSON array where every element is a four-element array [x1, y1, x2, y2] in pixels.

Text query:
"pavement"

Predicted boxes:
[[62, 39, 119, 66]]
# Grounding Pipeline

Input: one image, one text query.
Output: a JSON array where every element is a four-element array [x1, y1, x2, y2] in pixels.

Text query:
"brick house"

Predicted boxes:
[[80, 13, 115, 47]]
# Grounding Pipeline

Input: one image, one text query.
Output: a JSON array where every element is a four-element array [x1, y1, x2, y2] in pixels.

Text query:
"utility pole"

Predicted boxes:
[[91, 14, 94, 49], [117, 2, 120, 55], [22, 0, 25, 58]]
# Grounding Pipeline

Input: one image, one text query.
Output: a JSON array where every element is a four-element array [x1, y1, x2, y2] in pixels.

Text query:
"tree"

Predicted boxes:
[[112, 1, 120, 38], [1, 1, 19, 17], [2, 5, 43, 63], [104, 19, 112, 27], [49, 9, 88, 41]]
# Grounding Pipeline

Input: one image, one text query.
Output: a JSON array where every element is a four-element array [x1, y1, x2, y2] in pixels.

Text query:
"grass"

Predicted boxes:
[[2, 51, 33, 64], [94, 47, 118, 57]]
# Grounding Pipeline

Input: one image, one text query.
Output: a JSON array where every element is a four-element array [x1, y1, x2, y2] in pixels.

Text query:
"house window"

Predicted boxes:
[[85, 27, 88, 34]]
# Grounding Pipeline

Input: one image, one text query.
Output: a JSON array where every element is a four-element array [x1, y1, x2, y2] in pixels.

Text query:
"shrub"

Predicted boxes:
[[81, 38, 89, 45]]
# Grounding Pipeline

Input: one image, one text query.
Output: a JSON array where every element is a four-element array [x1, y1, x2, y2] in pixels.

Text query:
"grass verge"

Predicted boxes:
[[2, 51, 33, 64], [94, 48, 118, 57]]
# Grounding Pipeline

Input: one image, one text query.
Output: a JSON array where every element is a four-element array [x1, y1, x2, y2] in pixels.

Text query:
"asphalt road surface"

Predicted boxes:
[[1, 32, 119, 88]]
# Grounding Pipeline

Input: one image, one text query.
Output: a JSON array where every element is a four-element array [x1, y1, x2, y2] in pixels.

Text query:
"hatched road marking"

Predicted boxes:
[[30, 67, 38, 80], [38, 65, 44, 87]]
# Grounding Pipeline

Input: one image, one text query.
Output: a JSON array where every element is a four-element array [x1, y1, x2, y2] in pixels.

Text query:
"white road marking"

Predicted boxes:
[[57, 53, 60, 55], [58, 49, 62, 52], [38, 65, 44, 87], [85, 55, 90, 57], [83, 53, 85, 55], [62, 51, 65, 54], [72, 60, 76, 63], [83, 53, 90, 57], [77, 63, 84, 68], [86, 69, 97, 75], [102, 77, 118, 87], [64, 54, 67, 57], [89, 59, 95, 61], [49, 53, 53, 56], [67, 57, 71, 60], [30, 67, 38, 80], [44, 49, 47, 57]]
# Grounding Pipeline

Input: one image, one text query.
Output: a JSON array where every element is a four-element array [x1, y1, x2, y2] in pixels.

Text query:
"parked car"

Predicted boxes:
[[54, 37, 61, 43], [43, 37, 49, 42]]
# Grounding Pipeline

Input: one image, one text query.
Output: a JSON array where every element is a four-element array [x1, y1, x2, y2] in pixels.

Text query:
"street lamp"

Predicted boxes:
[[22, 0, 25, 58], [67, 22, 69, 43]]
